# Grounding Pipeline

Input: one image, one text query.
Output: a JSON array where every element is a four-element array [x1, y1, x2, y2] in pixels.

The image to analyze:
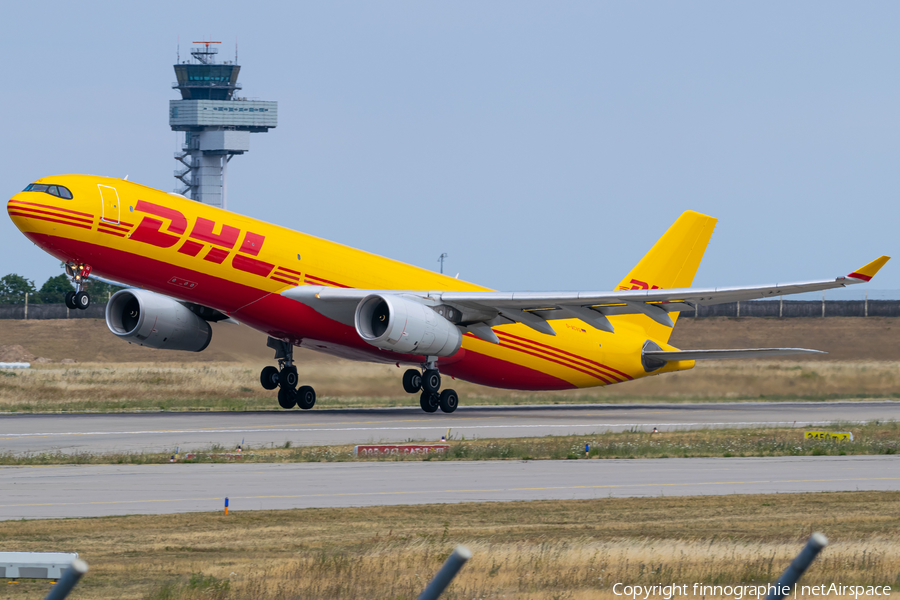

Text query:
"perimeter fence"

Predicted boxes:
[[2, 300, 899, 320]]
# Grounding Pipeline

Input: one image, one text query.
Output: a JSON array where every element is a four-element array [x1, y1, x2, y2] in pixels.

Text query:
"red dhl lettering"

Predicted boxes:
[[629, 279, 660, 290], [190, 217, 239, 249], [204, 247, 230, 264], [240, 231, 264, 256], [233, 254, 274, 277], [130, 200, 188, 248], [129, 202, 274, 278], [177, 240, 204, 257]]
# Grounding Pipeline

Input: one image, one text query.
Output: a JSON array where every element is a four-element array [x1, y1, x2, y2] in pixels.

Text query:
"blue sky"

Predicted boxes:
[[1, 1, 897, 294]]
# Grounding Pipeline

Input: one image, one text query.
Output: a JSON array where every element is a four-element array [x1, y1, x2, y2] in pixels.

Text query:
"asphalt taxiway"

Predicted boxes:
[[1, 455, 897, 520], [1, 401, 897, 455]]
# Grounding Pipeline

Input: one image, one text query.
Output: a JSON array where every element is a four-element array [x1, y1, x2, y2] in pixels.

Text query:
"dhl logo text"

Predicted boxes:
[[128, 201, 274, 278], [617, 279, 660, 291]]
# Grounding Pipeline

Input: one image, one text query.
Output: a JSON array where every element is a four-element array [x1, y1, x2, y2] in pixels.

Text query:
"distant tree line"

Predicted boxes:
[[0, 272, 123, 305]]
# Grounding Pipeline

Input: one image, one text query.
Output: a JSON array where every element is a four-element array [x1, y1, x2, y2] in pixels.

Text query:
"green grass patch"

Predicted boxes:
[[2, 421, 896, 465]]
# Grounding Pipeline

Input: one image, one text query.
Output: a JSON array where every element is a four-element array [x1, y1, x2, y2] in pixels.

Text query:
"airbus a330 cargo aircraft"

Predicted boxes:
[[7, 175, 890, 413]]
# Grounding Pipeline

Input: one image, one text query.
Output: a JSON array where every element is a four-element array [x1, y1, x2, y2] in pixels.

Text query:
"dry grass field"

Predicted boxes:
[[1, 318, 899, 412], [0, 360, 898, 413], [3, 317, 899, 363], [0, 492, 897, 600]]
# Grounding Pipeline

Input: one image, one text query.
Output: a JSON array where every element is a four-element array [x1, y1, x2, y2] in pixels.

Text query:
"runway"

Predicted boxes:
[[1, 455, 897, 520], [1, 401, 898, 455]]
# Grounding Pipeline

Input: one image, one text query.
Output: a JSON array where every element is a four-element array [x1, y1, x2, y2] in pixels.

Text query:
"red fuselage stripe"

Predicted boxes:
[[98, 222, 131, 232], [276, 266, 303, 276], [305, 274, 350, 288], [497, 341, 611, 384], [9, 199, 94, 218], [271, 276, 298, 286], [10, 206, 94, 225], [495, 330, 632, 380], [98, 229, 126, 237], [496, 335, 620, 383], [8, 211, 92, 230]]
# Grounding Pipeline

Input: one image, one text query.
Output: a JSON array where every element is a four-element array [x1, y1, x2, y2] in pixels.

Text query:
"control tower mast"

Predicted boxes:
[[169, 41, 277, 209]]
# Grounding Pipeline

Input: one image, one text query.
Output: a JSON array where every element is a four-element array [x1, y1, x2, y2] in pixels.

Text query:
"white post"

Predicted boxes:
[[865, 290, 868, 317], [736, 300, 740, 318], [822, 291, 825, 317], [24, 292, 28, 320], [779, 295, 783, 318]]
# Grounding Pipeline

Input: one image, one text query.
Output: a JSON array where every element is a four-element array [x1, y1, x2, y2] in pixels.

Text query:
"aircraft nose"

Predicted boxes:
[[7, 195, 24, 228], [7, 191, 48, 232]]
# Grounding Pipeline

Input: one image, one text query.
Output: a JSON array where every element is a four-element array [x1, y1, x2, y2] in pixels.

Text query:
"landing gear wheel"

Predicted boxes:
[[422, 369, 441, 394], [280, 366, 299, 389], [74, 291, 91, 310], [64, 291, 77, 309], [438, 389, 459, 413], [402, 369, 422, 393], [296, 385, 316, 410], [260, 366, 279, 390], [419, 391, 439, 413], [277, 387, 297, 409]]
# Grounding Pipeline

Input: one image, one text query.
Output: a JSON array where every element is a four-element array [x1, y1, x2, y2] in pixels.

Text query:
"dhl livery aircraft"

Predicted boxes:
[[7, 175, 890, 413]]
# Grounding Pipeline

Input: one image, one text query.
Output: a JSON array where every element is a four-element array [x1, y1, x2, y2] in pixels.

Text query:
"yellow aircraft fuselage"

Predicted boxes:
[[7, 175, 693, 390]]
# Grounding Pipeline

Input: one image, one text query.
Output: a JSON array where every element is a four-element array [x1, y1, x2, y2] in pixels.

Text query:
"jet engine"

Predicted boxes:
[[106, 289, 212, 352], [354, 294, 462, 357]]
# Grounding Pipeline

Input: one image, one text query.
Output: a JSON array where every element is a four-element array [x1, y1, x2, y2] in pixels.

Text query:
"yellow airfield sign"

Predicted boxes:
[[805, 431, 853, 442]]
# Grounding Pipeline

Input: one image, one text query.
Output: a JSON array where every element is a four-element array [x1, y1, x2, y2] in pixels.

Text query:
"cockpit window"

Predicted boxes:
[[23, 183, 74, 199]]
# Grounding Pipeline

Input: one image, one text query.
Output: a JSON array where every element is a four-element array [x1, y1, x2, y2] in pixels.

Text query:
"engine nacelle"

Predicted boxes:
[[355, 294, 462, 357], [106, 289, 213, 352]]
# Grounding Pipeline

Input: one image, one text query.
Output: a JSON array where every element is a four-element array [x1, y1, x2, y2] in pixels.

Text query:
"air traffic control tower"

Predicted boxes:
[[169, 41, 277, 208]]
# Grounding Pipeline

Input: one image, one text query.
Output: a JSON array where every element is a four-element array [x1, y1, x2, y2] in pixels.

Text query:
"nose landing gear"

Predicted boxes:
[[64, 263, 93, 310], [263, 337, 317, 410], [404, 358, 458, 414]]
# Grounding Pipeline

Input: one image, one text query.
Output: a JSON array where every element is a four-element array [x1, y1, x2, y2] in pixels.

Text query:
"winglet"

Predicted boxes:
[[847, 256, 891, 282]]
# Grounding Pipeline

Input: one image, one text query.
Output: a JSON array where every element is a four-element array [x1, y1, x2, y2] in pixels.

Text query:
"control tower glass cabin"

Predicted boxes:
[[170, 41, 277, 209]]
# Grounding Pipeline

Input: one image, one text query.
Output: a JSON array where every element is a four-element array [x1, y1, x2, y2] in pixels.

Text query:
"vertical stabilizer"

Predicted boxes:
[[613, 210, 717, 343]]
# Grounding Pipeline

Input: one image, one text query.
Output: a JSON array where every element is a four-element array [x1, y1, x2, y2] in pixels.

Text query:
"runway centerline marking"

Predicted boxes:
[[0, 420, 873, 441], [1, 476, 897, 509]]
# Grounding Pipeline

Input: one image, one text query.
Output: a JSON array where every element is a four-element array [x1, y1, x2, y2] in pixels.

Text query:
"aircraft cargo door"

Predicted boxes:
[[98, 184, 120, 224]]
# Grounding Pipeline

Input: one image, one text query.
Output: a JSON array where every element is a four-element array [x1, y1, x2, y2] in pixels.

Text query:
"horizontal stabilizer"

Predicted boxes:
[[643, 348, 826, 362]]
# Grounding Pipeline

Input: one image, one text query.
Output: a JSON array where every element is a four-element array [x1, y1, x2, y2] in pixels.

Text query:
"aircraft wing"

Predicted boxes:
[[282, 256, 890, 339]]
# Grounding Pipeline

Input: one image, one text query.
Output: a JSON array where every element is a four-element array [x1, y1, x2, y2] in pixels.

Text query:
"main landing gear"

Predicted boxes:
[[64, 263, 92, 310], [261, 337, 316, 410], [403, 358, 458, 414]]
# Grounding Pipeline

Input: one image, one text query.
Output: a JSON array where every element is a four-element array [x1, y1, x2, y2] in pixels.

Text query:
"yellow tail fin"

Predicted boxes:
[[613, 210, 717, 343]]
